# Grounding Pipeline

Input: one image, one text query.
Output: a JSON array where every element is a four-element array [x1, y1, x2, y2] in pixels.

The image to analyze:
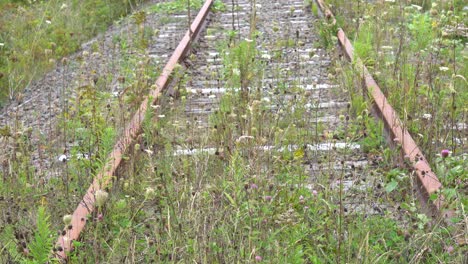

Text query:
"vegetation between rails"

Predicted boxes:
[[0, 0, 465, 263], [311, 0, 467, 248], [65, 3, 462, 263], [0, 2, 173, 262]]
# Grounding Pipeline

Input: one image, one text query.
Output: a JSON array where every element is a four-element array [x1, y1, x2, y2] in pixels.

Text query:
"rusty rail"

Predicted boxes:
[[55, 0, 214, 259], [315, 0, 450, 218]]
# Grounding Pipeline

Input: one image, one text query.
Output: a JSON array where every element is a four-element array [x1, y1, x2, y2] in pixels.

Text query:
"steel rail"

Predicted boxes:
[[315, 0, 451, 218], [54, 0, 214, 259]]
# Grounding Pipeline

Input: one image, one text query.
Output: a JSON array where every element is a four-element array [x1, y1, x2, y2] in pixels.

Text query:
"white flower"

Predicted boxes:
[[0, 43, 4, 47], [261, 54, 271, 60], [58, 154, 68, 162], [144, 149, 154, 155], [233, 68, 240, 76], [158, 114, 165, 118], [60, 3, 68, 9], [145, 187, 155, 200], [45, 20, 52, 24], [411, 5, 422, 11], [422, 113, 432, 120], [439, 66, 449, 72], [236, 135, 254, 143], [244, 38, 253, 43]]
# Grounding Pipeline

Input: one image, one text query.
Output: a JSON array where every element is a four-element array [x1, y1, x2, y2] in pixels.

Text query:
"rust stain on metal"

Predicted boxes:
[[315, 0, 448, 217], [316, 0, 336, 25], [55, 0, 214, 259]]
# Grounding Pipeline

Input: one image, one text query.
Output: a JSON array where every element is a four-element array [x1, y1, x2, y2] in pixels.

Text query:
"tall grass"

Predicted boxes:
[[0, 0, 145, 106]]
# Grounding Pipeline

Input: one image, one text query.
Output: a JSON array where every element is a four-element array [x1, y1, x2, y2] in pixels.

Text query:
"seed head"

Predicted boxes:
[[95, 190, 109, 208], [63, 214, 73, 225]]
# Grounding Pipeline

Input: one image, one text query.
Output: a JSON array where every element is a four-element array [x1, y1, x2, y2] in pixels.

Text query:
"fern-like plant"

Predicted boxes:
[[25, 206, 54, 263]]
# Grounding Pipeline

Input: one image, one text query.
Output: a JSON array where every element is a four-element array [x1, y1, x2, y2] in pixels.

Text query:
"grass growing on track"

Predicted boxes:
[[68, 20, 461, 263], [0, 5, 162, 262], [318, 0, 467, 251]]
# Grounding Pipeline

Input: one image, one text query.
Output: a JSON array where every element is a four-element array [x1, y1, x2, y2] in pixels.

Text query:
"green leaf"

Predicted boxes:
[[385, 180, 398, 193], [27, 206, 53, 263], [429, 193, 438, 201], [293, 148, 305, 160], [443, 188, 457, 200], [223, 192, 237, 207]]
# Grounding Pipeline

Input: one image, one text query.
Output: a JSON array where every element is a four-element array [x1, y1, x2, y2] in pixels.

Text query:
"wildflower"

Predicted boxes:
[[439, 66, 449, 72], [145, 187, 155, 200], [255, 255, 263, 262], [312, 190, 318, 196], [445, 245, 454, 254], [422, 113, 432, 120], [261, 54, 271, 60], [299, 195, 305, 204], [411, 5, 422, 11], [441, 149, 450, 158], [236, 135, 254, 143], [0, 43, 4, 47], [97, 213, 103, 221], [58, 154, 68, 162], [45, 20, 52, 24], [63, 214, 72, 225], [264, 196, 272, 202], [95, 190, 109, 208], [250, 183, 258, 190], [60, 4, 68, 10]]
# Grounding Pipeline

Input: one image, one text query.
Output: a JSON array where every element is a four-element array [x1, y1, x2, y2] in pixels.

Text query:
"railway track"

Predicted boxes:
[[53, 0, 452, 261], [0, 0, 462, 262]]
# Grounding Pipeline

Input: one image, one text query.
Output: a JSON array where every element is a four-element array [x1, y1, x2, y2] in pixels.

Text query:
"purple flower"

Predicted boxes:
[[445, 245, 454, 254], [255, 255, 262, 262], [250, 183, 258, 190], [312, 190, 318, 196], [441, 149, 450, 158], [264, 196, 272, 202]]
